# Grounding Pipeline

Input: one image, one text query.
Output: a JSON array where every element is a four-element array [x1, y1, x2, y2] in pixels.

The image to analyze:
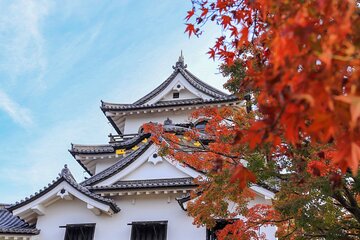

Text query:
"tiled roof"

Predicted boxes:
[[130, 55, 229, 106], [132, 70, 179, 105], [0, 209, 39, 235], [70, 133, 150, 155], [70, 134, 151, 176], [81, 142, 152, 186], [100, 54, 239, 135], [70, 144, 114, 154], [111, 133, 150, 148], [90, 177, 196, 190], [181, 68, 228, 98], [101, 96, 238, 111], [7, 165, 120, 214]]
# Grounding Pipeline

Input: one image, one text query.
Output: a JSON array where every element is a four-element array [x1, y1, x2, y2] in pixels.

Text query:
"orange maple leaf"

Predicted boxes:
[[335, 95, 360, 128], [185, 8, 195, 21], [185, 24, 197, 37], [207, 48, 216, 60], [221, 15, 232, 28], [230, 165, 257, 189], [350, 142, 360, 175], [200, 7, 209, 17]]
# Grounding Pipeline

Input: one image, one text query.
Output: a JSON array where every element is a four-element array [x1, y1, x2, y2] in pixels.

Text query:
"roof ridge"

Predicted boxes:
[[101, 101, 128, 107], [132, 70, 179, 105], [71, 143, 113, 148], [8, 166, 120, 214], [60, 164, 75, 181], [80, 142, 153, 186], [101, 97, 239, 111], [182, 68, 229, 97], [90, 177, 196, 191], [114, 177, 193, 184], [70, 134, 150, 150]]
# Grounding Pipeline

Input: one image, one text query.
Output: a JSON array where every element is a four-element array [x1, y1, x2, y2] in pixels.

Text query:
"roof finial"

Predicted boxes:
[[60, 164, 75, 181], [164, 117, 173, 126], [173, 50, 187, 69], [179, 50, 184, 62], [61, 164, 69, 177]]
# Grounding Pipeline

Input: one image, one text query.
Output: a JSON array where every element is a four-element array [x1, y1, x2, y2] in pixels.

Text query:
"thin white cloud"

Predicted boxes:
[[0, 89, 32, 127], [0, 0, 51, 127], [0, 107, 112, 202], [0, 0, 50, 89]]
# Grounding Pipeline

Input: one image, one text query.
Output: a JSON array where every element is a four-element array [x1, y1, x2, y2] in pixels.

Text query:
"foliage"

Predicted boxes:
[[145, 107, 360, 239], [185, 0, 360, 174], [147, 0, 360, 239]]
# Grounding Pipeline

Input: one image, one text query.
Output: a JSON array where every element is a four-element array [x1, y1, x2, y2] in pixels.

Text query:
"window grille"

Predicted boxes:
[[61, 223, 95, 240], [173, 92, 180, 99], [129, 221, 167, 240], [206, 220, 231, 240]]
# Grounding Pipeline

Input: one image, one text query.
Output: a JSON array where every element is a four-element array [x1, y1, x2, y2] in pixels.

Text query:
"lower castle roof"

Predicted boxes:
[[7, 165, 120, 214], [90, 177, 196, 191], [0, 209, 39, 235]]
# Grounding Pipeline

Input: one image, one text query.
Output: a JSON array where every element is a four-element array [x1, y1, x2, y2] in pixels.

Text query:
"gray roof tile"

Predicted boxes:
[[81, 142, 152, 186], [8, 165, 120, 214], [69, 134, 151, 176], [90, 177, 195, 190], [129, 55, 229, 106], [101, 55, 235, 111], [70, 133, 150, 155], [0, 209, 39, 235], [101, 96, 238, 111]]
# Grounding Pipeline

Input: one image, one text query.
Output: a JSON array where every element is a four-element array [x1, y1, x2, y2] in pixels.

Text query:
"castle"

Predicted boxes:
[[0, 54, 275, 240]]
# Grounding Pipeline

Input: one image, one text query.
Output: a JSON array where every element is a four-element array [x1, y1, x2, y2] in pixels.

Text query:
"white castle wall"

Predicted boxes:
[[121, 158, 190, 181], [123, 109, 194, 135], [31, 65, 277, 240], [95, 159, 118, 175], [35, 195, 203, 240], [35, 194, 276, 240], [161, 88, 199, 102]]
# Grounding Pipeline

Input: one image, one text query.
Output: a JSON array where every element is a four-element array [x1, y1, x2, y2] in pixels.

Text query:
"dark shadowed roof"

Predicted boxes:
[[0, 209, 39, 235], [70, 144, 114, 155]]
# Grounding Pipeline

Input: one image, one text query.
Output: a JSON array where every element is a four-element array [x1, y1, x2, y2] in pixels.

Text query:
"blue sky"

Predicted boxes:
[[0, 0, 227, 203]]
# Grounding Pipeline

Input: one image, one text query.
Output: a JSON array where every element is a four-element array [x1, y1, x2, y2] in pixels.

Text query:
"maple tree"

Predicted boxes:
[[146, 0, 360, 239], [145, 106, 360, 239], [184, 0, 360, 174]]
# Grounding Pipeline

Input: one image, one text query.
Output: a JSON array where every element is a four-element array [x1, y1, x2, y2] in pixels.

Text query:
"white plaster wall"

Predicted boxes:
[[122, 71, 221, 135], [123, 110, 193, 135], [35, 194, 205, 240], [0, 235, 39, 240], [93, 145, 202, 187], [95, 159, 118, 175], [121, 158, 190, 180], [249, 194, 277, 239], [35, 193, 276, 240], [160, 89, 199, 102], [144, 73, 212, 105]]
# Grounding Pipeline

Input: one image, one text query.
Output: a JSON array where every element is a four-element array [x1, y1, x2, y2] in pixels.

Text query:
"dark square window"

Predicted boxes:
[[130, 221, 167, 240], [206, 220, 230, 240], [63, 224, 95, 240], [173, 92, 180, 99]]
